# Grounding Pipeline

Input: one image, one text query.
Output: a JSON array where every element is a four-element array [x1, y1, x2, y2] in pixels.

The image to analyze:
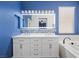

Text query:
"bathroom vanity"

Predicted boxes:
[[13, 10, 59, 58], [13, 33, 59, 58]]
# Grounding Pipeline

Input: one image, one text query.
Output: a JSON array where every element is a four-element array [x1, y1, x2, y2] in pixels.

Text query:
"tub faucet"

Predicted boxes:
[[63, 37, 71, 44]]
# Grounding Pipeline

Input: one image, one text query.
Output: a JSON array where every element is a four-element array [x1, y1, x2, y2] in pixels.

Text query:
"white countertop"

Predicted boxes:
[[12, 33, 58, 38]]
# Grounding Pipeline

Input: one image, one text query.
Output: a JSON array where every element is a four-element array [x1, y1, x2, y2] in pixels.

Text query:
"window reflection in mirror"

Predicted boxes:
[[39, 18, 47, 27]]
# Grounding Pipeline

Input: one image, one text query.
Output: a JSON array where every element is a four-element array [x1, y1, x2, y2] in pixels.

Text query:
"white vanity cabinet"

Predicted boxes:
[[13, 35, 59, 58], [13, 38, 30, 57]]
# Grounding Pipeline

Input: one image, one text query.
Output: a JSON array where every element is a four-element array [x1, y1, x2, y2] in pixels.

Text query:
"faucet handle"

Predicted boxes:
[[71, 42, 74, 45]]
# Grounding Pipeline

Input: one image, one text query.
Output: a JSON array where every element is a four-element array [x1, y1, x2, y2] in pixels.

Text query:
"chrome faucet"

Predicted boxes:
[[63, 37, 71, 44]]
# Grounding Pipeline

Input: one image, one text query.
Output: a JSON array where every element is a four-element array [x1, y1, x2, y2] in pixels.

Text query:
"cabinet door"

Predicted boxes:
[[13, 39, 25, 57], [13, 38, 30, 57], [48, 39, 59, 57], [42, 38, 59, 57], [42, 38, 50, 57], [24, 38, 30, 57], [59, 7, 75, 34]]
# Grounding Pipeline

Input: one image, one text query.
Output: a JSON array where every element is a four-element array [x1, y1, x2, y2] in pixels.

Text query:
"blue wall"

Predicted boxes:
[[76, 2, 79, 34], [0, 2, 20, 57], [21, 1, 79, 34]]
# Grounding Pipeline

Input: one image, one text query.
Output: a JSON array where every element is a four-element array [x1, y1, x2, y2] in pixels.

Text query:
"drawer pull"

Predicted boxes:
[[20, 44, 22, 49], [34, 49, 38, 51], [34, 44, 39, 46], [34, 40, 39, 41], [33, 53, 39, 55], [49, 44, 52, 49], [19, 40, 24, 41]]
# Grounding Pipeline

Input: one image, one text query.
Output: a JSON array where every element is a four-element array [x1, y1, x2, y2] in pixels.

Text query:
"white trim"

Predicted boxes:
[[59, 6, 76, 9], [54, 14, 56, 28]]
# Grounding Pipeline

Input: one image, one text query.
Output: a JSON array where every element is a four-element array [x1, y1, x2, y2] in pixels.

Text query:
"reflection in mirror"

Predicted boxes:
[[39, 18, 47, 27]]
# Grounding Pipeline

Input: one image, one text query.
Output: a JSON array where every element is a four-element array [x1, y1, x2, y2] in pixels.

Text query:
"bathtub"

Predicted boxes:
[[59, 41, 79, 58]]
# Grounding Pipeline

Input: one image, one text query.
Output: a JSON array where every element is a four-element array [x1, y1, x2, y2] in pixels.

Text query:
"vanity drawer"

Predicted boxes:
[[31, 39, 41, 43], [30, 39, 41, 47], [30, 48, 42, 57]]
